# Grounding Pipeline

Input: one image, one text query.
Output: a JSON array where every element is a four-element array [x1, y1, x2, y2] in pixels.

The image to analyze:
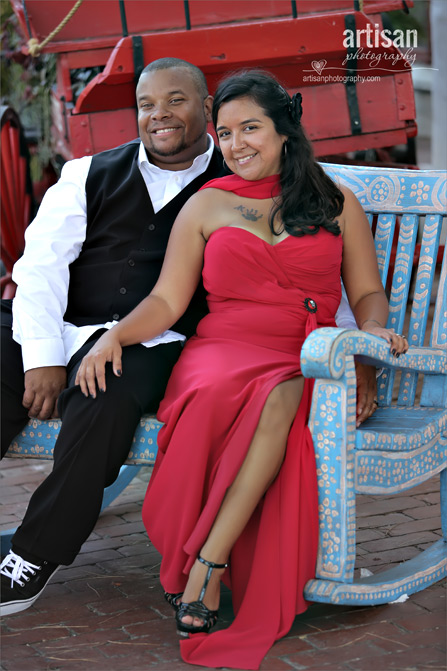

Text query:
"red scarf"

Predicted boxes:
[[199, 173, 281, 198]]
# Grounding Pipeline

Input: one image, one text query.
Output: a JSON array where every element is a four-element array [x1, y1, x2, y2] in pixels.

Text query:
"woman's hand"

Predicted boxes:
[[75, 329, 123, 398], [361, 323, 409, 357], [354, 362, 377, 427]]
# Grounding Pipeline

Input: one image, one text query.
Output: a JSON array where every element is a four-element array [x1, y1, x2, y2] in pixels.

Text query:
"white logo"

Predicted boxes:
[[343, 24, 418, 50], [302, 25, 437, 83], [311, 60, 327, 76]]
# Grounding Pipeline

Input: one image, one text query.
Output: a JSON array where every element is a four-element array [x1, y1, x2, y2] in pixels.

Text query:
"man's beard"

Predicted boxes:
[[149, 127, 206, 158]]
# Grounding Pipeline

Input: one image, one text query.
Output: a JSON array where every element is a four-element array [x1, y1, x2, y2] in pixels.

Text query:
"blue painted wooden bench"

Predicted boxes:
[[3, 163, 446, 605]]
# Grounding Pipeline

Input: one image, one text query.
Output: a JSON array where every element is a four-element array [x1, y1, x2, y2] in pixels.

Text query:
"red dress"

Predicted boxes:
[[142, 183, 343, 669]]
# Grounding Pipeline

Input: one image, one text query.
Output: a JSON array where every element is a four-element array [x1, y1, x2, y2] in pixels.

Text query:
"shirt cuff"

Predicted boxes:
[[334, 314, 358, 329], [20, 338, 66, 372]]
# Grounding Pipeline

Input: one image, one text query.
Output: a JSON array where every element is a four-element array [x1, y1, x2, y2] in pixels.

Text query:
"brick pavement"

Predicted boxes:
[[0, 458, 445, 671]]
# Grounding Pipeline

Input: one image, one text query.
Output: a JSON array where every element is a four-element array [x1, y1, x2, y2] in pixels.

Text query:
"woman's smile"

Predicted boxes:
[[216, 97, 287, 180]]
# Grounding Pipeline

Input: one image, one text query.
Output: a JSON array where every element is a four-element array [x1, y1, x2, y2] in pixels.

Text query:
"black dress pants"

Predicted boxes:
[[1, 300, 183, 565]]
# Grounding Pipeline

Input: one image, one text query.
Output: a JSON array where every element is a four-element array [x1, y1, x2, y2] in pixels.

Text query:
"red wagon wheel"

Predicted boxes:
[[1, 106, 34, 299]]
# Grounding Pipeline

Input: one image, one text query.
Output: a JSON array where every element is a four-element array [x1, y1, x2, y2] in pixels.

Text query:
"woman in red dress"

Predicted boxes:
[[77, 70, 408, 669]]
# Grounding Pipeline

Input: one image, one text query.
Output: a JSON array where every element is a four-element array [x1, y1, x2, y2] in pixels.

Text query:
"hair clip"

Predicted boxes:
[[289, 92, 303, 124]]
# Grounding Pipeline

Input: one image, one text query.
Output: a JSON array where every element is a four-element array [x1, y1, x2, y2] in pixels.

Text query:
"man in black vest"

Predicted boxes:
[[0, 58, 226, 615], [0, 58, 375, 615]]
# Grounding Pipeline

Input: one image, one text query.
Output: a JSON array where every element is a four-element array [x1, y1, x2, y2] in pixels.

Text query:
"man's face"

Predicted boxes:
[[136, 68, 212, 170]]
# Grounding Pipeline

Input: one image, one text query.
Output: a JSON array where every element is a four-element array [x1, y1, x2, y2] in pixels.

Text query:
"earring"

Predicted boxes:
[[283, 142, 288, 157]]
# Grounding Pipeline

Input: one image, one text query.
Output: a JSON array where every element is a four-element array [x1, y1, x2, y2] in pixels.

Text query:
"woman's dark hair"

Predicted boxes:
[[212, 69, 343, 237]]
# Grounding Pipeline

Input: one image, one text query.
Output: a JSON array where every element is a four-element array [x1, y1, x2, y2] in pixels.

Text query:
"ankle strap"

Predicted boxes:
[[197, 555, 229, 603], [198, 555, 228, 570]]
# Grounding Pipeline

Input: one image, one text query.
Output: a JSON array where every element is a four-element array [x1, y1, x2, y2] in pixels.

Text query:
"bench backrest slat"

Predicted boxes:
[[385, 213, 419, 405], [398, 214, 444, 405], [420, 243, 447, 408], [374, 213, 397, 286]]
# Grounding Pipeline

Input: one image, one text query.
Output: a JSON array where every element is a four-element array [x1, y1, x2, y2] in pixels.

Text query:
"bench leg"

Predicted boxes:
[[100, 464, 143, 511], [307, 360, 358, 584], [305, 468, 447, 605], [304, 539, 447, 605]]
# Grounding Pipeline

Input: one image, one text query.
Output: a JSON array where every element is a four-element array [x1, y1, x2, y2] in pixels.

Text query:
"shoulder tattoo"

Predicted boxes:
[[234, 205, 263, 222]]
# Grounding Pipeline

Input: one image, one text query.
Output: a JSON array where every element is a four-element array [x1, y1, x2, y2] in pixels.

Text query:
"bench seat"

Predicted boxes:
[[357, 406, 447, 451], [5, 415, 162, 465]]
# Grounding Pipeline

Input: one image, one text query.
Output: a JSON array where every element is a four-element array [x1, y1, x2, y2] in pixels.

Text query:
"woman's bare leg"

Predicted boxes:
[[179, 376, 304, 627]]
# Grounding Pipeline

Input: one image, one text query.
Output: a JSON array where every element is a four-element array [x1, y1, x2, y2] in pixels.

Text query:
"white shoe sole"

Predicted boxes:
[[0, 565, 59, 617]]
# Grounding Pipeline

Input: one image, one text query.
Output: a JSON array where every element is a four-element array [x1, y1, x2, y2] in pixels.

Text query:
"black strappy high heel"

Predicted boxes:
[[175, 555, 228, 636], [164, 591, 183, 611]]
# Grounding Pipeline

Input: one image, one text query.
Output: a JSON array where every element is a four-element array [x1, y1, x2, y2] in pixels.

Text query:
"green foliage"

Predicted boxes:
[[1, 0, 56, 179]]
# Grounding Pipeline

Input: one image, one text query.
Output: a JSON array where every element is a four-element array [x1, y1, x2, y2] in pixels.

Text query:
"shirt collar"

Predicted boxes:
[[138, 135, 214, 176]]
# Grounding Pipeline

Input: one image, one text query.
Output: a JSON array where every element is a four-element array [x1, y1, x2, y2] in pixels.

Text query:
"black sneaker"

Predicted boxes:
[[0, 550, 59, 616]]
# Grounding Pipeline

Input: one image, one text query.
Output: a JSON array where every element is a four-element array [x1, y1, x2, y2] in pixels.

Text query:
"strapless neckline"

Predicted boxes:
[[209, 225, 292, 249]]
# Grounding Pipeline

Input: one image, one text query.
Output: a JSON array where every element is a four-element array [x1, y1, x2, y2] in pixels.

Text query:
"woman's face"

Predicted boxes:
[[216, 96, 287, 181]]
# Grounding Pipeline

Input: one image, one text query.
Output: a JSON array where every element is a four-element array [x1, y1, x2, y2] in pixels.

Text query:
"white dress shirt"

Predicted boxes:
[[12, 138, 356, 372], [12, 139, 214, 371]]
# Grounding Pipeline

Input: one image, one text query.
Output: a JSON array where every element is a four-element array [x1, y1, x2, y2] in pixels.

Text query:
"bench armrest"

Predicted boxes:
[[301, 327, 447, 379]]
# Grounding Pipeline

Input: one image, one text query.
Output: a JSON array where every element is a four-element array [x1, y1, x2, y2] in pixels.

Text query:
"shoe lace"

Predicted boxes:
[[0, 551, 41, 588]]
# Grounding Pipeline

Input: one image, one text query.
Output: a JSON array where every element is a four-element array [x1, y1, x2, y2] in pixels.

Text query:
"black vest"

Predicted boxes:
[[64, 140, 224, 338]]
